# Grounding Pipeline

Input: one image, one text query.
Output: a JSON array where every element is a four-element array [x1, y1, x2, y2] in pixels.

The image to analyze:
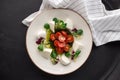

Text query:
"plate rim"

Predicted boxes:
[[25, 9, 93, 75]]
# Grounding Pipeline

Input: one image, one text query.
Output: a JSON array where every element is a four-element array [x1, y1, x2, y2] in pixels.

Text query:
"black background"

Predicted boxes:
[[0, 0, 120, 80]]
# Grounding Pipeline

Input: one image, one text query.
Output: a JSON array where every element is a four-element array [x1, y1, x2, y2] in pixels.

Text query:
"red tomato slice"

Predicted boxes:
[[61, 31, 67, 37], [58, 35, 66, 42], [56, 47, 63, 54], [55, 32, 62, 39], [64, 44, 70, 52], [66, 35, 74, 43], [50, 34, 56, 41], [54, 40, 59, 47], [57, 42, 66, 48]]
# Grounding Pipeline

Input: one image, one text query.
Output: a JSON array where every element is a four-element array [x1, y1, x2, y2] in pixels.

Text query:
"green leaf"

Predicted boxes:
[[62, 23, 67, 29], [38, 44, 44, 51], [53, 18, 58, 24], [77, 29, 83, 35], [72, 32, 77, 37], [73, 50, 81, 59], [53, 18, 67, 30], [65, 52, 71, 57], [59, 20, 64, 25], [50, 50, 57, 59], [44, 23, 50, 29], [58, 20, 67, 29]]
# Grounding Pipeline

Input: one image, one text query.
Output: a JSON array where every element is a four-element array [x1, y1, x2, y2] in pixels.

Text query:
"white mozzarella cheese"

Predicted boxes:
[[59, 54, 71, 65], [72, 40, 83, 51], [65, 19, 73, 30], [41, 48, 52, 59], [36, 29, 46, 40], [49, 21, 55, 33]]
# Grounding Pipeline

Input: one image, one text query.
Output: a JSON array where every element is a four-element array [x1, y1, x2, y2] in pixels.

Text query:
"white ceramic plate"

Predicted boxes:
[[26, 9, 93, 75]]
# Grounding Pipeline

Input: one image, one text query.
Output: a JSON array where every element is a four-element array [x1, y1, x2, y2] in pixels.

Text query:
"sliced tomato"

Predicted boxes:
[[61, 31, 67, 37], [54, 40, 59, 47], [55, 32, 62, 39], [64, 44, 70, 52], [57, 42, 66, 48], [56, 47, 63, 54], [66, 35, 74, 43], [58, 35, 66, 42], [50, 34, 56, 41]]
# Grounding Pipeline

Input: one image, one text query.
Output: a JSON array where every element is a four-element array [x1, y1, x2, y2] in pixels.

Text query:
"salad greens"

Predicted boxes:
[[77, 29, 83, 35], [50, 50, 58, 64], [38, 43, 44, 51], [53, 17, 67, 30], [36, 17, 83, 65], [44, 23, 50, 29], [72, 28, 83, 37], [50, 50, 57, 59], [65, 52, 71, 58], [73, 50, 81, 60]]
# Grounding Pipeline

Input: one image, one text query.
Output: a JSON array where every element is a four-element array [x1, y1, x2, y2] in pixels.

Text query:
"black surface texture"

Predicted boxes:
[[0, 0, 120, 80]]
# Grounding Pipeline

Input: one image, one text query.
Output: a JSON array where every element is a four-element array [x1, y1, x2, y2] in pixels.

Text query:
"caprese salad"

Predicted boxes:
[[36, 18, 83, 65]]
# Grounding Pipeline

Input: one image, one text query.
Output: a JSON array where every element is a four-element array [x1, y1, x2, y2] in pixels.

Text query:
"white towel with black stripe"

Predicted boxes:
[[22, 0, 120, 46]]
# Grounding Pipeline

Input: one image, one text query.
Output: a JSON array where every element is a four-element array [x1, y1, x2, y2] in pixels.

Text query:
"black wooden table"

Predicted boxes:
[[0, 0, 120, 80]]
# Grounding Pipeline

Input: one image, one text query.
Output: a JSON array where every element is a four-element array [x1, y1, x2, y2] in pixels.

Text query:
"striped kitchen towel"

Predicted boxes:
[[22, 0, 120, 46]]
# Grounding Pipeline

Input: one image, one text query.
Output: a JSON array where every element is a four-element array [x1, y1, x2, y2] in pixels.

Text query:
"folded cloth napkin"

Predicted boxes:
[[22, 0, 120, 46]]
